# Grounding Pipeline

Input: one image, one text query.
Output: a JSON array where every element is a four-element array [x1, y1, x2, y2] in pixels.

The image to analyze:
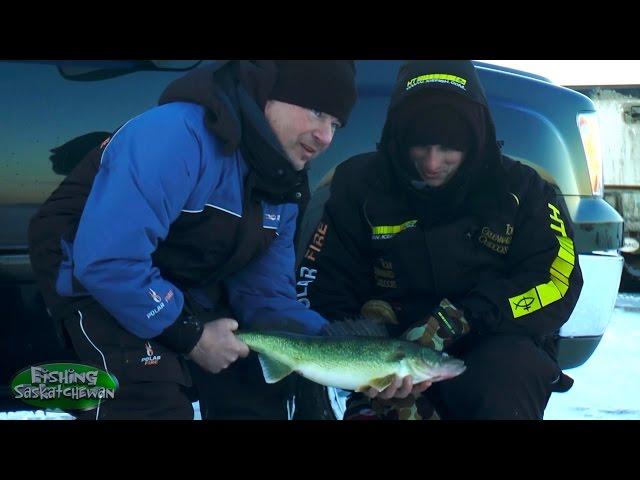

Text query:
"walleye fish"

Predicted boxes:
[[236, 330, 466, 392]]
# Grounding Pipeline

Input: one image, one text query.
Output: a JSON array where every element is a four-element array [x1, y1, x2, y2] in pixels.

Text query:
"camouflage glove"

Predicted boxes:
[[343, 393, 382, 420], [402, 299, 470, 352], [343, 299, 458, 421], [360, 299, 398, 325], [344, 393, 440, 421], [374, 395, 440, 421]]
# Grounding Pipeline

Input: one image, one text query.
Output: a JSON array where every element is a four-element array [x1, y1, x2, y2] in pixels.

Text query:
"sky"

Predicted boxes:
[[478, 60, 640, 87]]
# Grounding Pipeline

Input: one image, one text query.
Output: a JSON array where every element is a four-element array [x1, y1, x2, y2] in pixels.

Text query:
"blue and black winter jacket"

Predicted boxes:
[[58, 101, 327, 338]]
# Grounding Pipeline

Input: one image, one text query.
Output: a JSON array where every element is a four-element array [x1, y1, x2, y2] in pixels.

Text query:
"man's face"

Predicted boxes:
[[264, 100, 340, 171], [409, 145, 465, 187]]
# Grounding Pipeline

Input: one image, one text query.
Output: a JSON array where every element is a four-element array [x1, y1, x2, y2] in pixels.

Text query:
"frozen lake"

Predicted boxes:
[[3, 293, 639, 420]]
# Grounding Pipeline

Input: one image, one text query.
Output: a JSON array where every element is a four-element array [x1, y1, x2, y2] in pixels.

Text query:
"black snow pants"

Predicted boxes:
[[62, 299, 294, 420], [425, 333, 567, 420]]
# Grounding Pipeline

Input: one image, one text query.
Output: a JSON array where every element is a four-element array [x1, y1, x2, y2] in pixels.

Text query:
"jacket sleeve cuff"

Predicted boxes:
[[154, 309, 204, 354], [456, 294, 501, 333]]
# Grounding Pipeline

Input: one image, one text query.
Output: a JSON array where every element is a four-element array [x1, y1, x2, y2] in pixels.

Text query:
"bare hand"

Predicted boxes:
[[188, 318, 250, 374], [364, 375, 432, 400], [411, 380, 432, 396]]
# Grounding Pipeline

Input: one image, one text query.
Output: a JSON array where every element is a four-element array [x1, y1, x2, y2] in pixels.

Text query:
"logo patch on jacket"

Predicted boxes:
[[374, 258, 397, 289], [262, 203, 283, 230], [371, 220, 417, 240], [478, 224, 513, 255], [146, 288, 171, 319], [406, 73, 467, 91], [304, 222, 328, 262], [149, 289, 162, 303], [140, 342, 161, 366]]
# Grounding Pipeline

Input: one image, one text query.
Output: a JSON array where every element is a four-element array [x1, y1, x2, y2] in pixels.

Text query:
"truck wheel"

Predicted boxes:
[[620, 252, 640, 292]]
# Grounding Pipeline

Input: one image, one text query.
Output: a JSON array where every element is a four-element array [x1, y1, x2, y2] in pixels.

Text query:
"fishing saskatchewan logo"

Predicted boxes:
[[11, 363, 119, 411]]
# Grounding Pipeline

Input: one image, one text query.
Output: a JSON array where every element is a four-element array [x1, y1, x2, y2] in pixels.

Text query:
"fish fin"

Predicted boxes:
[[404, 325, 426, 341], [360, 299, 398, 325], [368, 374, 396, 392], [322, 317, 389, 338], [387, 349, 406, 362], [257, 354, 293, 384]]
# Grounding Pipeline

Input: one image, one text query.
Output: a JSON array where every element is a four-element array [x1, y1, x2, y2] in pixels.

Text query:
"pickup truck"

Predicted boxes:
[[568, 85, 640, 292], [0, 60, 624, 414]]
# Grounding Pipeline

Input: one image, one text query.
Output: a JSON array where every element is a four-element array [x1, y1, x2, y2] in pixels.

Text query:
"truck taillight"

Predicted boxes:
[[577, 112, 604, 196]]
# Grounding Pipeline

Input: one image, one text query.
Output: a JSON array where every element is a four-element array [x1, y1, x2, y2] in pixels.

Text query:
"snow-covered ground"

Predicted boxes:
[[544, 293, 640, 419], [3, 293, 639, 420]]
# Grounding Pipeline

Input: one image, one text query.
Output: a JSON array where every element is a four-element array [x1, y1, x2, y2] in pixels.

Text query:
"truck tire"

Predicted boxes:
[[620, 252, 640, 292]]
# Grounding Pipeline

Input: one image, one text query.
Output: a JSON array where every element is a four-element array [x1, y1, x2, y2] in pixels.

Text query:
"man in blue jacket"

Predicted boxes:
[[28, 60, 357, 419]]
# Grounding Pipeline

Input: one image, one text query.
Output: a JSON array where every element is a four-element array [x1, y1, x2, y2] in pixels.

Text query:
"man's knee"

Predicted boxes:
[[430, 335, 559, 419], [190, 354, 295, 420]]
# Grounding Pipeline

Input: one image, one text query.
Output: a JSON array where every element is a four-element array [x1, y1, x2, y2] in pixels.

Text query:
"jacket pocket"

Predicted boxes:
[[64, 300, 191, 387]]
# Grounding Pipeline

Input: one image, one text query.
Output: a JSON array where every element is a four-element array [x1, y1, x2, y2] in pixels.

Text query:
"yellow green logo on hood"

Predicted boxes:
[[406, 74, 467, 91]]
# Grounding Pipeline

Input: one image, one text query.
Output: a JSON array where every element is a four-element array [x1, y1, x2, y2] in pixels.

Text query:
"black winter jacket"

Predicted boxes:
[[297, 59, 583, 343], [298, 151, 583, 341]]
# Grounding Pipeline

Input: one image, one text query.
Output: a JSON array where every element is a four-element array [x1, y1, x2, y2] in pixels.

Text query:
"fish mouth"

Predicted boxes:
[[437, 360, 467, 380], [430, 364, 466, 382], [419, 359, 466, 383], [417, 351, 466, 382]]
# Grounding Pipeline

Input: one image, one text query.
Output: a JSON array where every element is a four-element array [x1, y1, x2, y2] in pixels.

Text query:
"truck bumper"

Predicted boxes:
[[559, 252, 623, 338]]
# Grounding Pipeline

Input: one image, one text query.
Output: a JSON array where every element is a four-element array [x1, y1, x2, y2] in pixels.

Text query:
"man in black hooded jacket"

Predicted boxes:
[[28, 60, 357, 419], [297, 60, 582, 420]]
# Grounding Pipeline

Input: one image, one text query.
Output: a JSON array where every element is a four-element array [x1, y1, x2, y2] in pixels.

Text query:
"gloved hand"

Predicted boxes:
[[343, 392, 440, 421], [402, 298, 470, 352], [377, 395, 440, 421], [343, 392, 382, 420]]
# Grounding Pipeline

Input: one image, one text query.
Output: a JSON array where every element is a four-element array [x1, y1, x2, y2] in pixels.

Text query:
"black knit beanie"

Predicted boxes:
[[384, 90, 486, 180], [403, 105, 475, 154], [269, 60, 357, 126]]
